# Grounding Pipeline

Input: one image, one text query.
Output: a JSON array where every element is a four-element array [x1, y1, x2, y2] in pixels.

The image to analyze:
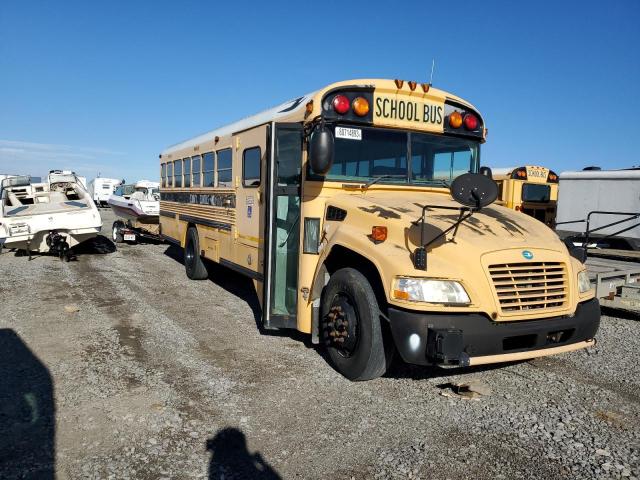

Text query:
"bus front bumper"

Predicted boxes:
[[387, 298, 600, 367]]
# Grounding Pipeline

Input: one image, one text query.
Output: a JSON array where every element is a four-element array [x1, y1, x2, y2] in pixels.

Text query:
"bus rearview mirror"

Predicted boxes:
[[309, 124, 334, 176], [450, 173, 498, 209]]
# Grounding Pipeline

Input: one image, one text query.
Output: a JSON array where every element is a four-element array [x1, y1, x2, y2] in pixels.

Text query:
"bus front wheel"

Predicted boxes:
[[185, 227, 208, 280], [321, 268, 392, 381]]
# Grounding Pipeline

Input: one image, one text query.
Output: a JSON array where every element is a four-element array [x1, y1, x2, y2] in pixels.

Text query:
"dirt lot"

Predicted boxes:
[[1, 209, 639, 479]]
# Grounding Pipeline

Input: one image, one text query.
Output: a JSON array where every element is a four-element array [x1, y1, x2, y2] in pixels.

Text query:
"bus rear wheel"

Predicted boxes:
[[321, 268, 392, 381], [185, 227, 208, 280]]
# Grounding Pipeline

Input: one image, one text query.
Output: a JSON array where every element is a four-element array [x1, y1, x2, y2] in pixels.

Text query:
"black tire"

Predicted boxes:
[[112, 221, 124, 243], [185, 227, 208, 280], [321, 268, 393, 381]]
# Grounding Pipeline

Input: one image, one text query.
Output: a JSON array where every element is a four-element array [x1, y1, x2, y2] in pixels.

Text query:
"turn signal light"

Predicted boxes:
[[393, 289, 410, 300], [332, 95, 350, 114], [463, 113, 478, 130], [371, 226, 387, 242], [449, 111, 463, 128], [352, 97, 369, 116]]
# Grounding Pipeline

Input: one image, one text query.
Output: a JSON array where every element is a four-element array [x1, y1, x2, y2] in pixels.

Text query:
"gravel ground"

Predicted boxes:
[[1, 209, 638, 479]]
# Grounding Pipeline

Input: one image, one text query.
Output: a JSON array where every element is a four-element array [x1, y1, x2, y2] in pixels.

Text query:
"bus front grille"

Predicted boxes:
[[489, 262, 568, 313]]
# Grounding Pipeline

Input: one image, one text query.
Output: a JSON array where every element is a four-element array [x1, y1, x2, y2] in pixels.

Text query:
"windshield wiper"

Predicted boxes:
[[415, 179, 450, 188], [363, 175, 403, 189]]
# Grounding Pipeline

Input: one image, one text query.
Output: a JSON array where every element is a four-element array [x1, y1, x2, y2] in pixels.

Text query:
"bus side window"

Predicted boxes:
[[242, 147, 261, 187], [166, 162, 173, 187], [203, 152, 214, 187], [174, 159, 183, 188], [161, 163, 166, 188], [217, 149, 232, 188], [183, 157, 191, 188], [192, 155, 201, 188]]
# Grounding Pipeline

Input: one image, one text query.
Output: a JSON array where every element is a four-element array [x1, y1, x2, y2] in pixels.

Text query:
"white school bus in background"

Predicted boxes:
[[159, 79, 598, 381]]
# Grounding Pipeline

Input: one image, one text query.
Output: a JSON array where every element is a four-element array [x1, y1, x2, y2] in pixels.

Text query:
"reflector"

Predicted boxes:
[[371, 226, 387, 242]]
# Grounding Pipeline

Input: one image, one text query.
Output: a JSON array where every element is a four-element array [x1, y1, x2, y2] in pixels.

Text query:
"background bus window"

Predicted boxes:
[[203, 152, 214, 187], [522, 184, 551, 202], [191, 155, 201, 188], [183, 157, 191, 188], [161, 163, 166, 188], [217, 149, 232, 187], [174, 159, 182, 188], [242, 147, 261, 187]]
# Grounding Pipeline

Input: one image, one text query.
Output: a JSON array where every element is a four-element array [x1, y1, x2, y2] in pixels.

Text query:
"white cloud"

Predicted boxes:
[[0, 139, 127, 179]]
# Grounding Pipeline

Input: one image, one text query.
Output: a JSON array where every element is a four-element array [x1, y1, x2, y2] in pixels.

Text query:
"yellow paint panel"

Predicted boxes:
[[373, 93, 445, 133]]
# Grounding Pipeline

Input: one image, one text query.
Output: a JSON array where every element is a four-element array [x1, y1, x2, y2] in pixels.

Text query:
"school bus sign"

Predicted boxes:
[[373, 93, 444, 132]]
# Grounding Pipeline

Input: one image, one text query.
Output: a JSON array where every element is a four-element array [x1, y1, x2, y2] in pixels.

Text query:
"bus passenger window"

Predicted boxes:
[[174, 159, 183, 188], [243, 147, 261, 187], [166, 162, 173, 187], [217, 149, 232, 188], [192, 155, 201, 188], [203, 152, 214, 187], [161, 163, 166, 188], [183, 157, 191, 188]]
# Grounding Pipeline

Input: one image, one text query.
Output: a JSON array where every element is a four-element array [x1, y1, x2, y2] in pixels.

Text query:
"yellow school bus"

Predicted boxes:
[[159, 79, 599, 381], [492, 165, 559, 227]]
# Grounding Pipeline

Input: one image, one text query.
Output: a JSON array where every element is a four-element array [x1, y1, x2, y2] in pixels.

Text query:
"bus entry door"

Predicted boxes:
[[263, 123, 303, 329]]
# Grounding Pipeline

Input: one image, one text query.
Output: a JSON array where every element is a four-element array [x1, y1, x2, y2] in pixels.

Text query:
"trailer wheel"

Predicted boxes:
[[112, 221, 124, 243], [185, 227, 208, 280], [321, 268, 392, 381]]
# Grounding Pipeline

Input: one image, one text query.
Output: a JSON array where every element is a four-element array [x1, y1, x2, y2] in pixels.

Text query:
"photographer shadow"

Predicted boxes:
[[0, 329, 55, 479], [207, 428, 280, 480]]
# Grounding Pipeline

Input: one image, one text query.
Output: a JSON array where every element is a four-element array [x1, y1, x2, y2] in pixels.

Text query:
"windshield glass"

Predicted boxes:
[[324, 125, 479, 185], [522, 183, 551, 202]]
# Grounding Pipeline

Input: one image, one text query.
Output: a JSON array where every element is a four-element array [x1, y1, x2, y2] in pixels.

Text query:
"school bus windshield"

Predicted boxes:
[[324, 125, 480, 185]]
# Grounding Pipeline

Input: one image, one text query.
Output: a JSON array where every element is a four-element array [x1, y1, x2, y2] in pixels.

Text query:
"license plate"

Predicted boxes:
[[124, 234, 136, 241], [335, 126, 362, 140]]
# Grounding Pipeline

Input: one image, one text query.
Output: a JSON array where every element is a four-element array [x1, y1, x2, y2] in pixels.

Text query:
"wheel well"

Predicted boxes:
[[323, 245, 388, 312]]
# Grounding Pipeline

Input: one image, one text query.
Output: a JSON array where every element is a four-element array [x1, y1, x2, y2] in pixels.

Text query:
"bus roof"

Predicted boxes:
[[160, 79, 481, 157]]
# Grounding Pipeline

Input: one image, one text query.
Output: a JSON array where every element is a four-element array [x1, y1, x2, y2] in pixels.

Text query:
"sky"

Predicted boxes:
[[1, 0, 639, 182]]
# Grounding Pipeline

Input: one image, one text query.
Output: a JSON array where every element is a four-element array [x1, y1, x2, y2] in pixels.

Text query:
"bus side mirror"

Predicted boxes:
[[479, 166, 493, 179], [308, 124, 334, 176]]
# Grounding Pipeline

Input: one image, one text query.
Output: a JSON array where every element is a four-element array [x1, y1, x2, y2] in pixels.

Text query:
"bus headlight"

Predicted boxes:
[[393, 277, 470, 304], [577, 270, 592, 294]]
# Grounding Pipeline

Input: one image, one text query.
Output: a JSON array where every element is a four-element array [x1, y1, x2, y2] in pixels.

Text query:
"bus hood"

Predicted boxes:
[[331, 190, 566, 253]]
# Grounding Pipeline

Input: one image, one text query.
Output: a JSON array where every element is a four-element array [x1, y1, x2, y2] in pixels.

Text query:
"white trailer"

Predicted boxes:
[[88, 177, 121, 207], [556, 168, 640, 250]]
